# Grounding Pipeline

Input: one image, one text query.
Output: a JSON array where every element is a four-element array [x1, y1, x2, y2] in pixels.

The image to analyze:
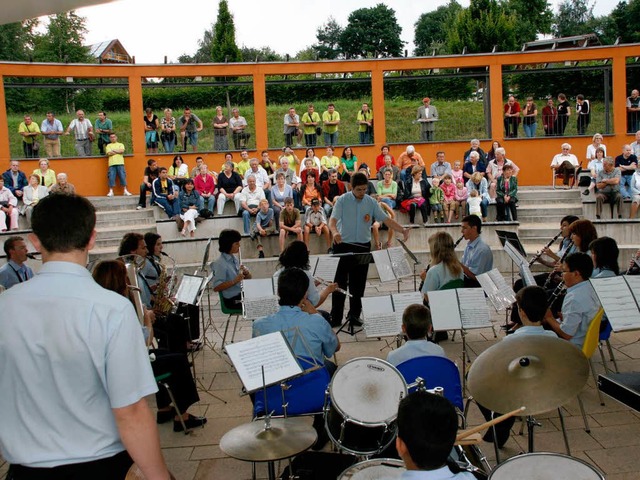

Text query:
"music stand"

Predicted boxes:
[[332, 250, 374, 337], [397, 238, 421, 291]]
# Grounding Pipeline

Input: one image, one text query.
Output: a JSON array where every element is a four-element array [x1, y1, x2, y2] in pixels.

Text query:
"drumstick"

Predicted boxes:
[[456, 406, 526, 441], [454, 433, 482, 446]]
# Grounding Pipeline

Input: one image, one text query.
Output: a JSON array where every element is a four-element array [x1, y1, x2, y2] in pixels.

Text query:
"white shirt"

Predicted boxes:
[[586, 144, 606, 161], [550, 153, 579, 168], [68, 118, 92, 140], [240, 185, 266, 207], [243, 167, 270, 189]]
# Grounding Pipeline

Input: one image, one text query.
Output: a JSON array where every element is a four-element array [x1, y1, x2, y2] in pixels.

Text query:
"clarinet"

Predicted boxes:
[[454, 235, 464, 248], [625, 252, 640, 275], [543, 240, 573, 290], [547, 280, 566, 306], [528, 230, 562, 267]]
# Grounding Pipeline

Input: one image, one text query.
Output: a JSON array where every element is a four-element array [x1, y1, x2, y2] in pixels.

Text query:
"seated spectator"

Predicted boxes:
[[486, 140, 501, 163], [595, 157, 622, 219], [463, 138, 486, 164], [320, 146, 340, 182], [2, 160, 28, 202], [299, 171, 323, 213], [321, 168, 345, 217], [0, 177, 19, 231], [278, 146, 301, 173], [397, 145, 424, 182], [420, 232, 464, 304], [21, 174, 48, 224], [193, 164, 216, 213], [372, 201, 396, 250], [339, 146, 358, 182], [586, 133, 607, 164], [486, 147, 519, 200], [32, 159, 56, 188], [168, 155, 189, 188], [358, 163, 377, 197], [454, 179, 468, 220], [429, 151, 452, 180], [250, 198, 276, 259], [401, 166, 430, 226], [48, 172, 75, 195], [299, 157, 320, 185], [240, 175, 266, 234], [179, 179, 201, 237], [259, 150, 275, 176], [190, 156, 204, 178], [271, 171, 293, 230], [376, 154, 400, 182], [387, 304, 445, 366], [496, 164, 518, 221], [278, 198, 303, 252], [630, 166, 640, 218], [463, 151, 486, 181], [429, 178, 444, 223], [583, 146, 606, 196], [244, 158, 272, 203], [151, 167, 180, 219], [212, 229, 252, 310], [0, 235, 33, 290], [441, 174, 456, 223], [304, 198, 331, 252], [137, 159, 159, 210], [466, 172, 490, 221], [376, 167, 398, 209], [301, 148, 321, 172], [375, 145, 394, 172], [216, 161, 244, 216], [615, 144, 638, 200], [550, 143, 580, 187], [275, 156, 301, 207], [451, 160, 464, 185]]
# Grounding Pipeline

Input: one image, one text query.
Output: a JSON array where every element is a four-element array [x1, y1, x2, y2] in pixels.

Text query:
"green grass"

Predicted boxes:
[[4, 100, 611, 159]]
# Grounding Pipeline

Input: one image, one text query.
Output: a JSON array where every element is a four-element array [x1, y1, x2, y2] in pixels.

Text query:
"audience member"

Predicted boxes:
[[586, 133, 607, 163], [451, 160, 464, 185], [356, 102, 373, 144], [398, 145, 425, 182], [278, 198, 303, 252], [377, 167, 398, 209], [576, 94, 590, 135], [249, 198, 275, 258], [321, 168, 345, 217], [105, 133, 132, 197], [190, 157, 204, 178], [496, 164, 518, 221], [49, 173, 75, 195], [377, 155, 400, 181], [595, 157, 622, 219], [322, 103, 340, 146], [463, 139, 486, 164], [630, 165, 640, 218], [416, 97, 438, 141], [583, 146, 606, 196], [32, 158, 56, 188], [375, 145, 394, 172], [178, 179, 201, 237], [284, 107, 303, 147], [240, 175, 266, 234], [300, 171, 323, 213], [402, 166, 431, 226], [0, 177, 18, 231], [178, 107, 203, 152], [387, 304, 445, 366], [521, 97, 538, 137], [229, 108, 250, 150], [550, 143, 580, 187], [339, 146, 358, 182], [144, 108, 159, 154], [627, 89, 640, 133], [21, 174, 48, 224], [259, 150, 275, 176], [372, 201, 396, 250], [441, 174, 456, 223], [454, 178, 468, 220], [271, 171, 293, 230], [94, 111, 112, 156], [212, 106, 229, 151], [18, 115, 40, 158], [301, 104, 321, 147], [615, 144, 638, 200], [304, 198, 331, 251], [487, 147, 519, 199], [244, 158, 272, 203], [168, 155, 189, 188], [466, 172, 490, 221], [40, 111, 64, 157], [463, 151, 486, 180], [65, 109, 93, 156], [3, 160, 28, 200], [555, 93, 571, 135], [235, 150, 251, 178], [0, 236, 33, 290], [430, 151, 452, 179], [486, 140, 501, 163], [503, 95, 521, 138], [320, 146, 341, 181], [160, 108, 177, 153], [152, 167, 180, 219], [631, 130, 640, 158], [216, 161, 244, 216], [542, 97, 558, 136], [301, 148, 322, 172], [429, 178, 445, 223], [137, 159, 159, 210], [194, 164, 216, 213]]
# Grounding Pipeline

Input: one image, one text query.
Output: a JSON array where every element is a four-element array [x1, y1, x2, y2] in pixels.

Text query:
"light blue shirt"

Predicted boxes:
[[253, 306, 338, 364], [274, 268, 320, 307], [331, 191, 387, 243], [561, 280, 601, 349], [430, 161, 453, 178], [421, 262, 464, 295], [400, 466, 476, 479], [0, 261, 157, 467], [465, 177, 490, 201], [212, 252, 241, 299], [462, 236, 493, 276], [508, 325, 557, 338], [40, 118, 63, 139], [0, 260, 34, 290], [387, 339, 446, 367]]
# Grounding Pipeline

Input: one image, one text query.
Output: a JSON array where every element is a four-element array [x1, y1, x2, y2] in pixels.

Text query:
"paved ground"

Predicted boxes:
[[3, 278, 640, 479]]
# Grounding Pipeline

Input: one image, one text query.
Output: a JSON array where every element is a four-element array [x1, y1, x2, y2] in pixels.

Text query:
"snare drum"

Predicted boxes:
[[325, 357, 407, 455], [338, 458, 405, 480], [489, 453, 604, 479]]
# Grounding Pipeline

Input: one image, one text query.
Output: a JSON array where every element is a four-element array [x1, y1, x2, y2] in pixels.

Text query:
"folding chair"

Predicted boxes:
[[598, 320, 619, 374], [219, 292, 242, 346]]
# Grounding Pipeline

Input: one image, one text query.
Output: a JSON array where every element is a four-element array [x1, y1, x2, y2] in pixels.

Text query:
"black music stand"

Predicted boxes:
[[332, 250, 374, 337], [495, 230, 527, 258], [397, 238, 421, 291]]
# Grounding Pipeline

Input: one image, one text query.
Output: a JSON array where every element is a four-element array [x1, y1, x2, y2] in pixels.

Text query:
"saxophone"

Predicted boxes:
[[153, 254, 176, 317]]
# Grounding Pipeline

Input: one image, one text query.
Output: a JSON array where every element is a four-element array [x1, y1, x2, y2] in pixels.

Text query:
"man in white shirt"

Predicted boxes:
[[240, 175, 266, 234], [550, 143, 580, 187], [65, 109, 94, 156]]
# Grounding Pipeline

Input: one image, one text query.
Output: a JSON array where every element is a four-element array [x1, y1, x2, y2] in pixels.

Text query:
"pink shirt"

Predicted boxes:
[[452, 169, 464, 184], [454, 186, 468, 201], [441, 182, 456, 201]]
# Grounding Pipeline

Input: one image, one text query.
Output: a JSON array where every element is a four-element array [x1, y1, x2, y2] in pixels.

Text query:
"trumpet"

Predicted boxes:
[[543, 240, 573, 290], [314, 276, 352, 297], [528, 230, 563, 267]]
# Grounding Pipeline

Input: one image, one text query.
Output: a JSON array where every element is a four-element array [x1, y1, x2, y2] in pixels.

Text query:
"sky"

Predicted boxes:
[[76, 0, 620, 64]]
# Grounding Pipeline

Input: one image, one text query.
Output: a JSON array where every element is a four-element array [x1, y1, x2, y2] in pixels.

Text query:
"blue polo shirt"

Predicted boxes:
[[331, 191, 387, 243], [462, 236, 493, 276]]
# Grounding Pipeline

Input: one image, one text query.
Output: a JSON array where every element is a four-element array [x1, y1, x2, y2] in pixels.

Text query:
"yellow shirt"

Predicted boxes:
[[322, 111, 340, 134], [236, 159, 251, 177], [105, 142, 125, 167], [19, 122, 40, 144], [301, 111, 321, 135]]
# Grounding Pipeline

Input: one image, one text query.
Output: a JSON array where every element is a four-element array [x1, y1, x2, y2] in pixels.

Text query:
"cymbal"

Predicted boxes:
[[220, 417, 317, 462], [468, 335, 589, 415]]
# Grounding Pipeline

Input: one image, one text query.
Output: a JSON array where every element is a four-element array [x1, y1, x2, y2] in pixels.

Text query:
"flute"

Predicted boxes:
[[314, 276, 353, 297], [528, 230, 562, 267]]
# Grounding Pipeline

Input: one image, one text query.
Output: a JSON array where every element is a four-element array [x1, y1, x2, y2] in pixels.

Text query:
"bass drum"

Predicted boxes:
[[338, 458, 405, 480]]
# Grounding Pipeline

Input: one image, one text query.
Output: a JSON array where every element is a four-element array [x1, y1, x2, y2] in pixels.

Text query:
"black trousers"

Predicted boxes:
[[495, 197, 517, 221], [9, 450, 132, 480], [150, 349, 200, 413], [330, 241, 371, 323]]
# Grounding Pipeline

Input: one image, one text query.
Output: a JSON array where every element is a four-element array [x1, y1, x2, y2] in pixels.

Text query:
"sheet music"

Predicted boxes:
[[388, 247, 412, 279], [396, 238, 420, 264], [391, 291, 424, 317], [487, 269, 515, 302], [225, 332, 303, 393], [519, 263, 536, 287], [504, 240, 527, 267], [243, 278, 279, 320], [175, 274, 205, 305], [372, 249, 397, 283], [476, 272, 503, 311], [590, 277, 640, 331], [428, 290, 463, 331], [624, 275, 640, 310], [458, 288, 492, 329], [362, 295, 400, 337], [311, 255, 341, 282], [243, 278, 275, 298]]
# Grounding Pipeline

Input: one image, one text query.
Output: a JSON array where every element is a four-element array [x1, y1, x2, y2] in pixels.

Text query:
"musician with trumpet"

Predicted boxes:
[[0, 194, 172, 479]]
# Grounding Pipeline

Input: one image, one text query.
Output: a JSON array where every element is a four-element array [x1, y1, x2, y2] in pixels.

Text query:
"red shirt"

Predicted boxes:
[[194, 173, 215, 195]]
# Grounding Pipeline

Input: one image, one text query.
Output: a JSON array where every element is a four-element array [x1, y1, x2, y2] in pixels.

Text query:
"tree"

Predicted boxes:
[[600, 0, 640, 44], [313, 17, 344, 60], [504, 0, 553, 44], [338, 4, 404, 58], [414, 1, 462, 56], [240, 46, 283, 62], [447, 0, 518, 53], [0, 20, 37, 61], [552, 0, 595, 37], [211, 0, 241, 63]]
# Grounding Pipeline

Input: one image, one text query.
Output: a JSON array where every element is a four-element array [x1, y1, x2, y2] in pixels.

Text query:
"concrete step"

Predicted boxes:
[[88, 196, 139, 211], [517, 188, 582, 203], [96, 209, 155, 227], [94, 224, 157, 248]]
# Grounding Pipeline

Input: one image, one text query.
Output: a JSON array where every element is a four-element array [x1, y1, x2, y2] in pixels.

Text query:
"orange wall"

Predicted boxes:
[[0, 44, 638, 195]]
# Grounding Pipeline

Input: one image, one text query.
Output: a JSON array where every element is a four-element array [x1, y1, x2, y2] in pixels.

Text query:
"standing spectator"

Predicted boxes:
[[18, 115, 40, 158], [551, 143, 580, 187], [152, 167, 180, 218], [278, 197, 303, 252], [239, 175, 266, 234], [216, 161, 244, 215], [463, 151, 486, 180], [105, 133, 131, 197], [429, 178, 444, 223], [496, 164, 518, 221], [555, 93, 571, 135], [615, 144, 638, 200], [356, 102, 373, 144], [0, 177, 18, 231], [376, 167, 398, 209], [178, 107, 203, 152], [466, 172, 490, 221], [137, 159, 159, 210], [521, 97, 538, 138], [322, 103, 340, 146], [586, 133, 606, 163], [401, 166, 431, 226], [194, 164, 216, 213], [441, 174, 456, 223], [487, 147, 519, 200], [40, 111, 64, 157], [94, 111, 112, 155], [397, 145, 425, 182], [160, 108, 177, 153], [284, 107, 303, 147], [320, 146, 341, 182], [22, 174, 48, 224], [463, 139, 486, 164], [339, 146, 358, 182], [454, 178, 468, 220], [2, 160, 27, 201], [301, 104, 321, 147], [0, 236, 33, 290], [229, 107, 250, 150], [503, 95, 521, 138], [65, 109, 93, 156], [542, 97, 558, 136], [416, 97, 438, 141], [143, 107, 159, 154], [376, 155, 400, 181], [304, 198, 331, 251], [627, 89, 640, 133], [584, 146, 606, 196], [429, 151, 452, 180], [321, 168, 345, 217], [375, 145, 394, 172], [178, 179, 201, 237], [49, 173, 75, 195], [32, 159, 56, 188], [595, 158, 622, 219], [212, 105, 229, 151], [576, 94, 591, 135], [271, 171, 293, 230]]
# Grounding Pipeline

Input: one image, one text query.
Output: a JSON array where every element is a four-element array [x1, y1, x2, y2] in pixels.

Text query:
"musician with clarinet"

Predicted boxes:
[[329, 172, 410, 327], [0, 235, 34, 290], [420, 232, 464, 304], [0, 194, 172, 479], [459, 215, 493, 288]]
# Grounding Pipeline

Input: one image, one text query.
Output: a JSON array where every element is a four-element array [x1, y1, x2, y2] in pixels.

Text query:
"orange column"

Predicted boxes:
[[489, 64, 504, 142], [128, 75, 145, 157], [611, 54, 628, 135], [0, 76, 10, 164], [253, 72, 268, 151], [371, 67, 386, 147]]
